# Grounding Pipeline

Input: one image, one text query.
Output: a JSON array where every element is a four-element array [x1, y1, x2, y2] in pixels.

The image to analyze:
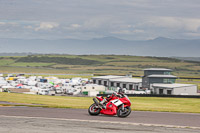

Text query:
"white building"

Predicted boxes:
[[92, 75, 142, 92], [152, 83, 198, 95], [92, 75, 125, 86], [81, 84, 106, 96], [81, 84, 105, 92], [109, 77, 142, 90]]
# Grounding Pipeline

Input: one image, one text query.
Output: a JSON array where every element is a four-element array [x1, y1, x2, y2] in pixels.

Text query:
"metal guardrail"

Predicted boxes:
[[2, 73, 94, 76], [97, 94, 200, 98]]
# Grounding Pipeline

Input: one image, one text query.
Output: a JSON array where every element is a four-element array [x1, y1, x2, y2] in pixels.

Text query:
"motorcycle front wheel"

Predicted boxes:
[[117, 106, 131, 118], [88, 103, 101, 116]]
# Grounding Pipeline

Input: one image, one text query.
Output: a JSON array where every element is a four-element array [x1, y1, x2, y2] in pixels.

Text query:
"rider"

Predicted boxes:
[[99, 87, 126, 109]]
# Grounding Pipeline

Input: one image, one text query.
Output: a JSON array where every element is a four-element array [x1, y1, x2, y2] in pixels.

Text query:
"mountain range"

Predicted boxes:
[[0, 37, 199, 57]]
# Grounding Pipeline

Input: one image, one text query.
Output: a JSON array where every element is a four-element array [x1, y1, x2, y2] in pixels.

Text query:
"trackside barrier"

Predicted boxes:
[[97, 94, 200, 98]]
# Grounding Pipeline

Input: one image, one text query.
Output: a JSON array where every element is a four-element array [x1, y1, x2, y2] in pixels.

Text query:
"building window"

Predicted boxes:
[[129, 84, 133, 90], [117, 83, 120, 87], [164, 72, 171, 75], [93, 80, 96, 84], [92, 87, 95, 89], [163, 79, 169, 83], [123, 84, 126, 88], [111, 82, 114, 86], [104, 81, 107, 86], [135, 85, 138, 90], [98, 80, 101, 85], [169, 79, 176, 83], [164, 79, 176, 84], [167, 90, 172, 95], [159, 89, 163, 94]]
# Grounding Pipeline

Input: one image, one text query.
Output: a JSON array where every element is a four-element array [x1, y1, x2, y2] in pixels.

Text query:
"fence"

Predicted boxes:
[[97, 94, 200, 98]]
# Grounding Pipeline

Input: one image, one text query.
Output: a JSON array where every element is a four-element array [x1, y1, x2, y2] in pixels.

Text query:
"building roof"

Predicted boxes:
[[147, 75, 177, 78], [92, 75, 125, 79], [143, 68, 172, 71], [109, 78, 142, 83], [152, 83, 196, 88]]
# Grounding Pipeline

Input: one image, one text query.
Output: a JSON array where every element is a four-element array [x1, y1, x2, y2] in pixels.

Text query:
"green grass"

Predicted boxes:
[[132, 97, 200, 113], [0, 55, 200, 78], [0, 59, 15, 66], [9, 62, 55, 67], [0, 92, 200, 113]]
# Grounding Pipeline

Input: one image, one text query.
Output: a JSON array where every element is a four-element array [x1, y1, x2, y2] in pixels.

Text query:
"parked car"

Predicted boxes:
[[38, 89, 49, 95]]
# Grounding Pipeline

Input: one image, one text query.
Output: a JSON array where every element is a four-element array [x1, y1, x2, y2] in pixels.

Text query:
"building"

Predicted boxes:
[[152, 83, 198, 95], [92, 75, 126, 87], [92, 68, 198, 95], [142, 68, 177, 89], [109, 77, 142, 90], [81, 84, 106, 96], [92, 75, 142, 91], [142, 68, 198, 95]]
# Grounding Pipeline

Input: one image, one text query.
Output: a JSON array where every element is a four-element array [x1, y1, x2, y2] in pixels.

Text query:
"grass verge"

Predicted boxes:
[[0, 92, 200, 113]]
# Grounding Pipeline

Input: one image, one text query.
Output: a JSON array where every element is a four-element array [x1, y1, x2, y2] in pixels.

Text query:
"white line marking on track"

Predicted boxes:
[[134, 111, 200, 116], [0, 115, 199, 130]]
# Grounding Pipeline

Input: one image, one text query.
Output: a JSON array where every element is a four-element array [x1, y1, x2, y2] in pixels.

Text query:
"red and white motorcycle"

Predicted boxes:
[[88, 92, 131, 118]]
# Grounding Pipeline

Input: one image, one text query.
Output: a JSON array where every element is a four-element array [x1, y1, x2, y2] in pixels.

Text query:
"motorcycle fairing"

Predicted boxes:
[[110, 99, 123, 106], [96, 96, 104, 101], [120, 96, 131, 106], [100, 102, 117, 115]]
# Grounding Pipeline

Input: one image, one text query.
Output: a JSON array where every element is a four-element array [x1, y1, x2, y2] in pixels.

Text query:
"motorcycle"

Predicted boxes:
[[88, 93, 131, 118]]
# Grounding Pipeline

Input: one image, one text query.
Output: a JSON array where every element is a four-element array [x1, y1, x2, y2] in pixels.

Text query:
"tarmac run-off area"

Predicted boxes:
[[0, 106, 199, 133]]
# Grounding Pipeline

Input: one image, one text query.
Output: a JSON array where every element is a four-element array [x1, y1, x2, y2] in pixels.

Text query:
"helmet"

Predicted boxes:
[[122, 88, 126, 94], [118, 88, 126, 94]]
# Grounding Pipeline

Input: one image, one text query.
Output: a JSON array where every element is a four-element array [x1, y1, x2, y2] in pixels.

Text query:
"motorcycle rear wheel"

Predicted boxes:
[[88, 103, 101, 116], [117, 106, 131, 118]]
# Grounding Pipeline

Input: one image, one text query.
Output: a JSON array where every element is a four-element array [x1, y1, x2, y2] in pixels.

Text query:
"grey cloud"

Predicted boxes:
[[0, 0, 200, 40]]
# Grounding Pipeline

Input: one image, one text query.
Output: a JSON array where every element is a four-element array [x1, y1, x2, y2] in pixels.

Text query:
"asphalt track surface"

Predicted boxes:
[[0, 106, 200, 133]]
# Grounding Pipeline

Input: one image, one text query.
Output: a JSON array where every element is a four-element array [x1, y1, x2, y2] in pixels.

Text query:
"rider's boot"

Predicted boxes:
[[99, 99, 107, 109]]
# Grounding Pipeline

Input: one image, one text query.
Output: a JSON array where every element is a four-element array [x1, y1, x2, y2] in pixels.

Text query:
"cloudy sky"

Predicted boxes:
[[0, 0, 200, 40]]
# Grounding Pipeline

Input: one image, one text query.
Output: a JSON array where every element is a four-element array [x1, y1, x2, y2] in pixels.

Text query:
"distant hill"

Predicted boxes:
[[0, 37, 200, 57], [174, 57, 200, 62]]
